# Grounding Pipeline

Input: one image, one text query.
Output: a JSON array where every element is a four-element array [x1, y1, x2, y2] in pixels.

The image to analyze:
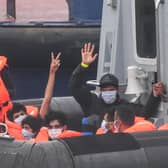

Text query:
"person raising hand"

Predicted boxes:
[[40, 52, 61, 119]]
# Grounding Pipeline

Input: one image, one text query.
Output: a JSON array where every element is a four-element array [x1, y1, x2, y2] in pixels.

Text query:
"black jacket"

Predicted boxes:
[[69, 64, 161, 122]]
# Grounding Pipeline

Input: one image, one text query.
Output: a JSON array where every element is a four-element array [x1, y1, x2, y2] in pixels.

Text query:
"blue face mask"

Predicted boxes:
[[101, 90, 117, 104], [22, 129, 35, 140]]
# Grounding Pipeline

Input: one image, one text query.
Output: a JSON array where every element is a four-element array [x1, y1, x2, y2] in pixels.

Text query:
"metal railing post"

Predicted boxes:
[[7, 0, 16, 19]]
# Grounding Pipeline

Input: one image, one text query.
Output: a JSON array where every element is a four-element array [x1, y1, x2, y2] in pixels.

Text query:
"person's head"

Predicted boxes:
[[99, 73, 119, 104], [101, 107, 116, 133], [7, 103, 27, 124], [45, 111, 68, 139], [112, 103, 135, 133], [21, 116, 42, 140]]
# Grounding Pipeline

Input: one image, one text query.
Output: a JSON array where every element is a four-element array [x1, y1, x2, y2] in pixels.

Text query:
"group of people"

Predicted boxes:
[[0, 52, 82, 142], [69, 43, 164, 133], [0, 42, 167, 143]]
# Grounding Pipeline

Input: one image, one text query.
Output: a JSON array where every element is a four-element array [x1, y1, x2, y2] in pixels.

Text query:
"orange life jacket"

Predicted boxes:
[[35, 127, 82, 142], [5, 118, 25, 140], [25, 105, 39, 117], [5, 105, 38, 140], [57, 130, 82, 139], [35, 127, 49, 142], [158, 124, 168, 130], [96, 128, 104, 135], [0, 56, 12, 122], [124, 120, 157, 133], [134, 116, 145, 123]]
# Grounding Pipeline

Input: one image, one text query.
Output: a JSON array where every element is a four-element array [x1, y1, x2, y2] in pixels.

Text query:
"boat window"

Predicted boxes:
[[0, 0, 103, 24], [135, 0, 156, 58], [0, 0, 69, 22]]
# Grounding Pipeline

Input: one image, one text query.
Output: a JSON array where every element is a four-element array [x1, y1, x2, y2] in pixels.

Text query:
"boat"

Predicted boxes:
[[1, 0, 168, 167], [0, 0, 102, 69], [0, 0, 102, 99]]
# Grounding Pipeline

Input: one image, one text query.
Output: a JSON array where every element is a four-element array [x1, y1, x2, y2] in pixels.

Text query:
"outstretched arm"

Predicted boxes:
[[69, 43, 98, 114], [40, 52, 61, 119]]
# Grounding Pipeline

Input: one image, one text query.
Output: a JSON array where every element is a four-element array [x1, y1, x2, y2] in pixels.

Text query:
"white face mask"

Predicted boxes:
[[14, 115, 27, 125], [113, 120, 120, 133], [101, 90, 117, 104], [48, 128, 63, 139], [101, 120, 108, 133], [22, 129, 35, 140]]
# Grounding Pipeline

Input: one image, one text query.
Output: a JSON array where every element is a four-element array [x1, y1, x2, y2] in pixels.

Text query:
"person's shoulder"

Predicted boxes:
[[158, 123, 168, 130], [39, 126, 48, 131], [125, 120, 156, 133], [58, 130, 82, 139], [115, 97, 128, 105]]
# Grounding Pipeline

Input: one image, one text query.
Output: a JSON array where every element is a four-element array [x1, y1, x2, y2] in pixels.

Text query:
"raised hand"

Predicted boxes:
[[81, 42, 98, 66], [40, 52, 61, 119], [153, 82, 164, 97], [50, 52, 61, 73]]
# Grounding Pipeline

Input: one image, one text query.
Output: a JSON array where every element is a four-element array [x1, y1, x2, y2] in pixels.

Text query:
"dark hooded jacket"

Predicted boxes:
[[69, 64, 161, 127]]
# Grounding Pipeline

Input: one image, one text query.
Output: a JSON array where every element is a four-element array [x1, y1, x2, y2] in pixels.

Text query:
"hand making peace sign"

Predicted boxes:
[[50, 52, 61, 73]]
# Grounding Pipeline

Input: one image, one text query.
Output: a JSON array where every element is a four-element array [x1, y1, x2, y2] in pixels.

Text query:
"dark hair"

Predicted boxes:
[[99, 73, 119, 88], [116, 103, 135, 126], [7, 103, 26, 121], [21, 116, 42, 133], [45, 111, 68, 126]]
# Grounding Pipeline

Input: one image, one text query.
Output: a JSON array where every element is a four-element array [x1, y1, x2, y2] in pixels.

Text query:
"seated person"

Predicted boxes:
[[96, 108, 115, 134], [112, 104, 157, 133], [70, 42, 164, 133], [5, 102, 39, 140], [6, 102, 29, 140], [21, 115, 42, 141], [35, 111, 82, 142], [5, 51, 60, 140], [96, 103, 157, 134], [35, 52, 82, 142]]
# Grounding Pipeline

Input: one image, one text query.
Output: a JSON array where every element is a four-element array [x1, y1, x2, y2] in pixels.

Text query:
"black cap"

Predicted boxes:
[[99, 73, 119, 88]]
